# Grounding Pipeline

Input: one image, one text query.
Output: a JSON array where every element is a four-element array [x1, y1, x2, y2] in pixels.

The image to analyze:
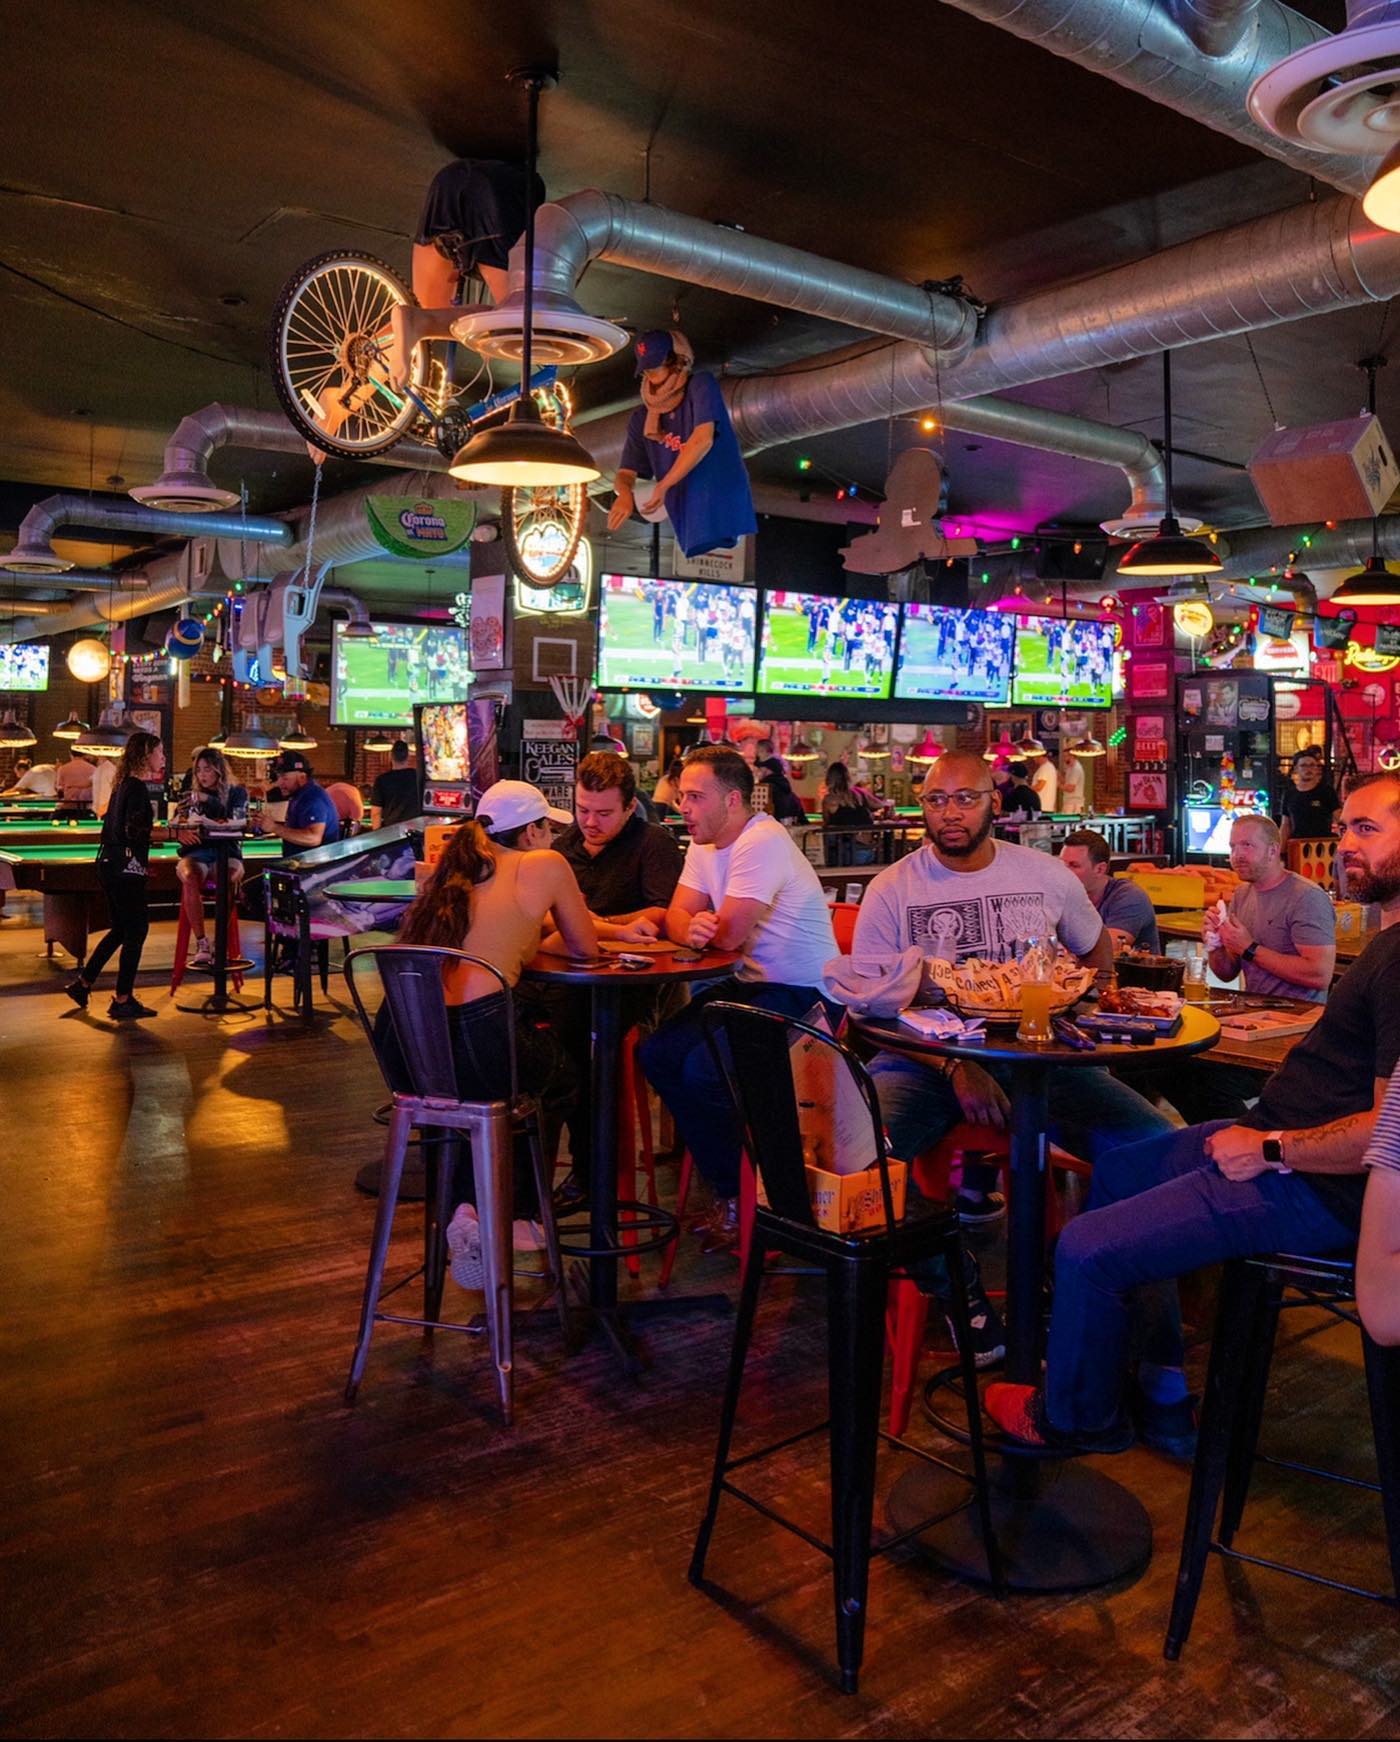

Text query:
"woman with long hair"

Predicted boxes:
[[66, 730, 166, 1019], [820, 759, 876, 866], [652, 754, 685, 813], [387, 780, 597, 1286], [174, 747, 248, 968]]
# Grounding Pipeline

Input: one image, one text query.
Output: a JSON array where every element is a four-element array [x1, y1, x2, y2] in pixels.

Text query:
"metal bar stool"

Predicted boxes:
[[688, 1003, 1004, 1695], [342, 945, 570, 1426], [1165, 1249, 1400, 1658]]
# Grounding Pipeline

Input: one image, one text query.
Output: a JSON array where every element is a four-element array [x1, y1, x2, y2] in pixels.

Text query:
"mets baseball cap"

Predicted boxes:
[[271, 750, 313, 775], [634, 329, 677, 374], [475, 779, 572, 835]]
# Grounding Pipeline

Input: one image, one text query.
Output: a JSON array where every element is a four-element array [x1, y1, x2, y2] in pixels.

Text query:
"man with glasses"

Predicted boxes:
[[852, 751, 1171, 1367]]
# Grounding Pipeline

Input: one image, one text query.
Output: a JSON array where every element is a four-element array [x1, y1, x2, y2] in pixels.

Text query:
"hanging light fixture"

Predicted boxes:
[[1069, 733, 1107, 758], [1015, 735, 1046, 758], [982, 731, 1020, 762], [857, 735, 890, 761], [448, 70, 600, 489], [785, 734, 820, 763], [67, 637, 112, 683], [907, 730, 945, 765], [1117, 353, 1221, 577], [1331, 553, 1400, 606], [207, 728, 228, 749], [75, 703, 134, 759], [278, 718, 318, 750], [362, 726, 396, 752], [0, 708, 37, 748], [223, 713, 280, 759], [52, 710, 90, 740]]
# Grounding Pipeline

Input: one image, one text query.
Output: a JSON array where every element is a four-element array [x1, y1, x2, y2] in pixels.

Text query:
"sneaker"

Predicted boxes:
[[63, 977, 89, 1008], [1133, 1390, 1199, 1459], [985, 1383, 1135, 1454], [955, 1189, 1007, 1228], [108, 997, 157, 1020], [191, 937, 213, 968], [445, 1204, 484, 1290], [944, 1280, 1007, 1370], [697, 1196, 740, 1256], [552, 1173, 588, 1215]]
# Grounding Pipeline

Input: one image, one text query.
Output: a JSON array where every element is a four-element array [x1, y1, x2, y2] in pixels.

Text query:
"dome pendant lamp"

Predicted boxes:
[[1116, 353, 1221, 578], [449, 70, 600, 489]]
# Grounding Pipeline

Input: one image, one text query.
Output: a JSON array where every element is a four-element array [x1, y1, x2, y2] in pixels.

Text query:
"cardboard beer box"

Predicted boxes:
[[803, 1159, 908, 1235]]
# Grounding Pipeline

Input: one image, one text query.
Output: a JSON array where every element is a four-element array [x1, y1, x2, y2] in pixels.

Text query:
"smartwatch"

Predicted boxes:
[[1241, 941, 1260, 963], [1262, 1131, 1292, 1174]]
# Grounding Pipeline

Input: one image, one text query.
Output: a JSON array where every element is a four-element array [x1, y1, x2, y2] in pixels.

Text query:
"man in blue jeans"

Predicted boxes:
[[640, 746, 839, 1255], [987, 772, 1400, 1456], [852, 751, 1172, 1366]]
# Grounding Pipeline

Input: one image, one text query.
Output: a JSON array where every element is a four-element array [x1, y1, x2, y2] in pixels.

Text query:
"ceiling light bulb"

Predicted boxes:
[[1364, 141, 1400, 234]]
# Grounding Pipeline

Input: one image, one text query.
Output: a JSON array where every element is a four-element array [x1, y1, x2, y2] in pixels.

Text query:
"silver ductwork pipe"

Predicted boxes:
[[1208, 518, 1400, 582], [1, 563, 194, 645], [937, 0, 1372, 193], [1167, 0, 1260, 57], [0, 568, 150, 593], [5, 491, 290, 574], [513, 193, 980, 354], [237, 469, 487, 578], [131, 403, 451, 515]]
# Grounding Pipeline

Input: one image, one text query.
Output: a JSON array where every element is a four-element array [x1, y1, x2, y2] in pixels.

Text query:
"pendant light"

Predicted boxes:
[[278, 719, 318, 750], [1015, 735, 1046, 757], [207, 728, 228, 749], [1116, 353, 1221, 577], [448, 70, 600, 488], [1069, 733, 1107, 758], [52, 710, 90, 740], [785, 734, 820, 764], [907, 730, 945, 765], [982, 731, 1020, 762], [0, 708, 37, 748], [223, 714, 280, 759], [362, 728, 396, 752], [67, 637, 112, 683], [75, 703, 134, 758]]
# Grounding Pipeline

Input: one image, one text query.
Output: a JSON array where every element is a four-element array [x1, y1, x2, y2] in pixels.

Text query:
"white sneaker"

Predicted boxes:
[[191, 937, 213, 967], [445, 1203, 484, 1290]]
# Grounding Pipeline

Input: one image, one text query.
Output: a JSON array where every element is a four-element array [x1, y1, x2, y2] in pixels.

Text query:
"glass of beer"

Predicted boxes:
[[1016, 935, 1058, 1045], [1183, 944, 1209, 1004]]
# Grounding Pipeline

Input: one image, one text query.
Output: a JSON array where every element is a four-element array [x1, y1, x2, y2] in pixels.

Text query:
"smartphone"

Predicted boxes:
[[616, 955, 652, 971], [671, 952, 702, 964]]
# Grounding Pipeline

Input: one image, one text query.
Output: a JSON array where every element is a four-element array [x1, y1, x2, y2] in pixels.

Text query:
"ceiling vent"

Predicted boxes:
[[129, 469, 241, 513], [2, 537, 72, 573], [1248, 0, 1400, 155], [451, 291, 627, 367], [1100, 509, 1204, 541]]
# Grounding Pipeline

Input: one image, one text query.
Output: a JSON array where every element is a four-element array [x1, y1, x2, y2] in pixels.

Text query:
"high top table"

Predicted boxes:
[[523, 945, 740, 1374], [849, 1002, 1220, 1591]]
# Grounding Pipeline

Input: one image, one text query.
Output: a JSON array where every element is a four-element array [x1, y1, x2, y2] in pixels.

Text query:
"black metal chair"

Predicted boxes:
[[264, 867, 352, 1023], [689, 1002, 1005, 1696], [1165, 1249, 1400, 1659], [342, 945, 570, 1426]]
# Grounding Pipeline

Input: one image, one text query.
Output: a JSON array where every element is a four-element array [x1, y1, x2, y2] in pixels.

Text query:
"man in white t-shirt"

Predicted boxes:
[[1, 758, 57, 798], [853, 751, 1170, 1363], [1029, 749, 1058, 813], [639, 745, 839, 1254]]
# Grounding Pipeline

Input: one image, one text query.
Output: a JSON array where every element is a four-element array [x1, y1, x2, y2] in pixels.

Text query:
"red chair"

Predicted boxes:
[[658, 1147, 758, 1288], [884, 1123, 1093, 1436], [617, 1025, 660, 1278], [830, 900, 860, 954], [169, 884, 244, 993]]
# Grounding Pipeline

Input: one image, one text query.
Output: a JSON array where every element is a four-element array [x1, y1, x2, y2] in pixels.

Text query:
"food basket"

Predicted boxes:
[[924, 955, 1095, 1025]]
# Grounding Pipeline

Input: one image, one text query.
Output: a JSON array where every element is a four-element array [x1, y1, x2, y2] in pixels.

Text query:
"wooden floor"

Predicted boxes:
[[2, 895, 1399, 1739]]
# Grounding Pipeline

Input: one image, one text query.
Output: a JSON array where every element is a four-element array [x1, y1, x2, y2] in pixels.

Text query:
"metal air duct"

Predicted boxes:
[[5, 492, 291, 574]]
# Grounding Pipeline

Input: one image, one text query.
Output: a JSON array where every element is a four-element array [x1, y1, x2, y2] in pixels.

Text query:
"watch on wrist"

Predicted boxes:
[[1262, 1131, 1292, 1173], [1241, 941, 1259, 963]]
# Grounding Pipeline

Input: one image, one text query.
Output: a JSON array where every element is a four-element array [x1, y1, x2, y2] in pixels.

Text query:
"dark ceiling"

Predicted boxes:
[[2, 0, 1388, 584]]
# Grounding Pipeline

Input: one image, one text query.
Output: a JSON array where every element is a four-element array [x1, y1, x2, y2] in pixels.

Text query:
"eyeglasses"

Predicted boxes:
[[922, 788, 993, 811]]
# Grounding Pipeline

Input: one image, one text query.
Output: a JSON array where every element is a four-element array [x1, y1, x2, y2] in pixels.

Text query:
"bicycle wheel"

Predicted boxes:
[[269, 250, 430, 458], [500, 383, 588, 585]]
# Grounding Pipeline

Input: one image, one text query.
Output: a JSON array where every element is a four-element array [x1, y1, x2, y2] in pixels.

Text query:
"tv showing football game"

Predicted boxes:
[[1010, 614, 1116, 708], [894, 603, 1015, 704], [596, 576, 754, 691], [330, 621, 471, 728], [758, 591, 899, 699], [0, 643, 50, 691]]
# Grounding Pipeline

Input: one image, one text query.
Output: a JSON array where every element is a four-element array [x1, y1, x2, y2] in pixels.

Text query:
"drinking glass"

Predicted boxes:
[[1016, 935, 1058, 1045], [1183, 944, 1209, 1004]]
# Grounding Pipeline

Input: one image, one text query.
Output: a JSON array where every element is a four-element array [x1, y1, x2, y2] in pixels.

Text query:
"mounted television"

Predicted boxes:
[[895, 603, 1015, 704], [596, 575, 754, 691], [0, 643, 49, 691], [758, 590, 899, 700], [330, 621, 470, 728], [1010, 613, 1116, 708]]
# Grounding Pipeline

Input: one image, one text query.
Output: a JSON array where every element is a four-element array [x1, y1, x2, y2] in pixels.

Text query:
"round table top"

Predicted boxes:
[[523, 945, 740, 987], [850, 1001, 1221, 1069]]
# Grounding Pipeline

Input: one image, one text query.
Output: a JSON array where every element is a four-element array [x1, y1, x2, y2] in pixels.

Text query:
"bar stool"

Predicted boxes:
[[689, 1002, 1004, 1695], [342, 945, 571, 1426], [169, 886, 245, 993], [1165, 1249, 1400, 1659], [616, 1024, 661, 1278], [264, 868, 354, 1023]]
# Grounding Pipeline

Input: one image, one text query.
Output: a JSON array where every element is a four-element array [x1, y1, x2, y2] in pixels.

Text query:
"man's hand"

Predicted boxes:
[[613, 916, 660, 945], [1205, 1123, 1271, 1182], [1107, 926, 1135, 955], [686, 910, 721, 950], [607, 488, 635, 533], [947, 1059, 1011, 1131], [638, 483, 667, 516], [1218, 916, 1253, 957]]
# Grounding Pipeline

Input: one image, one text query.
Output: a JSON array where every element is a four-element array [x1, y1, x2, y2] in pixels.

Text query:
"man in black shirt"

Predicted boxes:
[[1278, 746, 1341, 849], [370, 741, 422, 830], [549, 752, 684, 1204], [984, 772, 1400, 1458]]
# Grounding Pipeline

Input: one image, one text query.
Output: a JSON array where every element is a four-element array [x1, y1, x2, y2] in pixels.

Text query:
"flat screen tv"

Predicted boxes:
[[894, 603, 1015, 704], [1010, 613, 1116, 708], [330, 621, 471, 728], [757, 591, 899, 699], [596, 576, 754, 691], [1183, 803, 1269, 858], [0, 643, 50, 691]]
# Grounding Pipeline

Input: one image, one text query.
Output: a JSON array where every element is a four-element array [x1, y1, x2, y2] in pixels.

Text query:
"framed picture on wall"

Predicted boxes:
[[630, 723, 655, 758], [1128, 660, 1172, 701], [1128, 603, 1168, 649], [1127, 769, 1169, 811]]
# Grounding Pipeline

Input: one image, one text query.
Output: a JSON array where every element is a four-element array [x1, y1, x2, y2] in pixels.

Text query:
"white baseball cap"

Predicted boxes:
[[475, 779, 572, 835]]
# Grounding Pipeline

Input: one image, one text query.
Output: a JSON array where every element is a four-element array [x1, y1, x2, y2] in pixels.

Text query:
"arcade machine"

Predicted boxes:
[[1177, 670, 1275, 861], [414, 698, 500, 864]]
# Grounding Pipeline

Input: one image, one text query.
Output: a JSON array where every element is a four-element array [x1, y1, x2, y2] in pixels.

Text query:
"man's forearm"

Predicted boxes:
[[1247, 942, 1332, 990], [664, 901, 698, 943], [1209, 945, 1240, 981], [1283, 1109, 1380, 1173]]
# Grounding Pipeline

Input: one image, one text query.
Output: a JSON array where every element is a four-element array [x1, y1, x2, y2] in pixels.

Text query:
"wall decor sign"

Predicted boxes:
[[1128, 602, 1167, 648], [1377, 624, 1400, 658], [1127, 769, 1168, 810], [1258, 603, 1296, 641], [1314, 611, 1356, 651], [1128, 659, 1172, 701], [364, 496, 476, 559]]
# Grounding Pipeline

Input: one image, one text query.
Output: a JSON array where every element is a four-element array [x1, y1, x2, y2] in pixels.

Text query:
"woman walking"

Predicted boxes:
[[65, 731, 166, 1019]]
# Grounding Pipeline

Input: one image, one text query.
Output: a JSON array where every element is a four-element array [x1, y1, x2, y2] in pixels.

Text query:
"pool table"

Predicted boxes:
[[0, 818, 104, 849], [0, 837, 289, 966]]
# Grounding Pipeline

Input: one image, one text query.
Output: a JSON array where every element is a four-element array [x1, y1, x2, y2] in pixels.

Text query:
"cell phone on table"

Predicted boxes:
[[615, 954, 653, 970], [671, 952, 702, 964]]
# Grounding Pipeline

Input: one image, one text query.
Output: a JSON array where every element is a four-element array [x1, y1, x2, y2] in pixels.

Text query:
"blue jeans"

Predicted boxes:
[[1045, 1121, 1358, 1434], [638, 978, 837, 1199]]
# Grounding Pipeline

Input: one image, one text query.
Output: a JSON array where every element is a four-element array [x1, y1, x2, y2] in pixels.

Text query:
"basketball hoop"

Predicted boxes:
[[549, 673, 591, 740]]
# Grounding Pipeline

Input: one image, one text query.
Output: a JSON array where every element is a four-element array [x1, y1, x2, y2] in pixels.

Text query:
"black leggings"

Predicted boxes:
[[85, 869, 151, 998]]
